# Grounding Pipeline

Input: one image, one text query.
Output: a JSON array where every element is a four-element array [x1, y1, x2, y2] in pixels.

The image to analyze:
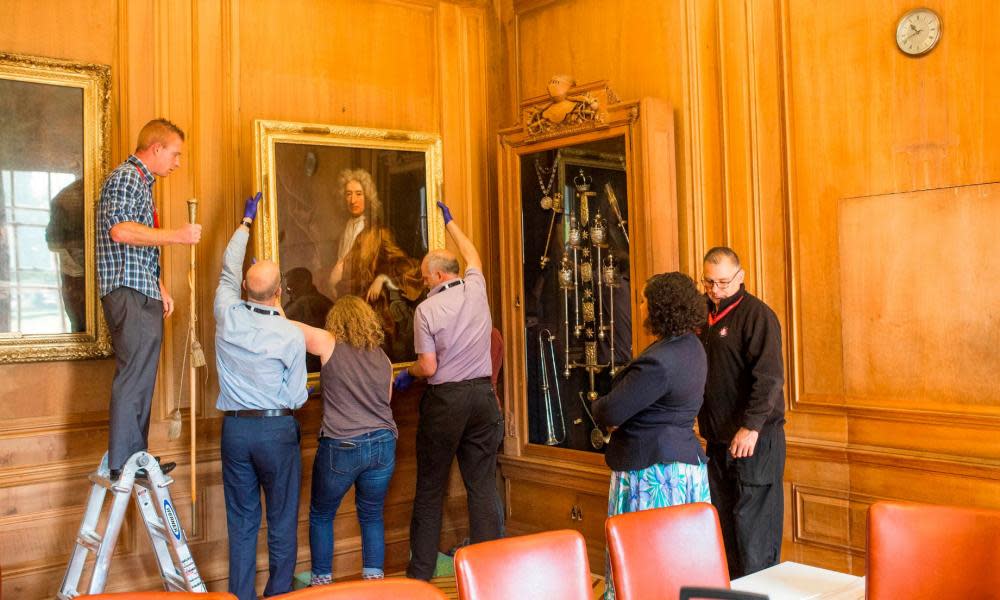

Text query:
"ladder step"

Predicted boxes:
[[88, 473, 114, 489], [163, 571, 188, 590], [146, 521, 170, 539], [76, 530, 103, 552], [133, 476, 175, 489]]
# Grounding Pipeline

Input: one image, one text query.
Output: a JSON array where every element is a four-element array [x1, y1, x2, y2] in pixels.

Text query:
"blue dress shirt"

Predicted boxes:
[[214, 226, 307, 411]]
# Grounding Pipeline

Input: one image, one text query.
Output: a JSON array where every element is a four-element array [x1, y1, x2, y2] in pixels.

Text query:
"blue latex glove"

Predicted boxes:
[[243, 191, 262, 221], [393, 369, 415, 391], [437, 201, 453, 225]]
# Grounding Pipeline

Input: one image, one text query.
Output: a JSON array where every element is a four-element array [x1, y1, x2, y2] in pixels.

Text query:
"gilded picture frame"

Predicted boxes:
[[0, 52, 112, 363], [253, 119, 445, 374]]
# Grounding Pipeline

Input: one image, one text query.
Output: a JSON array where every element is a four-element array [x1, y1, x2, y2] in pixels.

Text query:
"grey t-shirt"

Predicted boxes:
[[319, 343, 397, 439]]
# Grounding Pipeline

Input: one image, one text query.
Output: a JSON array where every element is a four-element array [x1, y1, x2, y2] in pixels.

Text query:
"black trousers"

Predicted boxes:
[[707, 426, 786, 579], [101, 287, 163, 471], [407, 377, 504, 580]]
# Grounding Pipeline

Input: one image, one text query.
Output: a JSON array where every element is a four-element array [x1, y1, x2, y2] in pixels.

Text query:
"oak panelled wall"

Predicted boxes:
[[500, 0, 1000, 575], [3, 0, 999, 596], [0, 1, 499, 597]]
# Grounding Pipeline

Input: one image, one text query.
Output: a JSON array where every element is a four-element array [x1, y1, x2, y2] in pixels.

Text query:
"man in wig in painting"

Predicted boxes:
[[329, 167, 423, 361]]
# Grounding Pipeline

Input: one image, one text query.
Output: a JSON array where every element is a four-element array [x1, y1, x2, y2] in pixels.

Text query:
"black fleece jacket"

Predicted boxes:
[[697, 286, 785, 445]]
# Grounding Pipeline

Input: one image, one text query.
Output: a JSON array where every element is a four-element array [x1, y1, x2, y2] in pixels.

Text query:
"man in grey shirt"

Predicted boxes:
[[395, 201, 503, 580], [214, 193, 308, 600]]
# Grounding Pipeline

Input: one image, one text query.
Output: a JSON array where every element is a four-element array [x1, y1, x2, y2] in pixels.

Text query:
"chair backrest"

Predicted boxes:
[[79, 594, 237, 600], [455, 530, 593, 600], [867, 500, 1000, 599], [268, 579, 447, 599], [606, 502, 730, 600], [679, 587, 769, 600]]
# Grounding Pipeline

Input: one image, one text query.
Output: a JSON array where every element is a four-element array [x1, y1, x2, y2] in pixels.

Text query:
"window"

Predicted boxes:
[[0, 169, 79, 334]]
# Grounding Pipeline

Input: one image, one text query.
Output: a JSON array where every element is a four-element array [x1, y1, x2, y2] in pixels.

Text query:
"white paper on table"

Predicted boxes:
[[730, 561, 864, 600]]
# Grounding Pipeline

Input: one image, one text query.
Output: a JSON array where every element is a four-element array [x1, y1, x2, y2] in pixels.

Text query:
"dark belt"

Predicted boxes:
[[428, 376, 493, 391], [224, 409, 293, 418]]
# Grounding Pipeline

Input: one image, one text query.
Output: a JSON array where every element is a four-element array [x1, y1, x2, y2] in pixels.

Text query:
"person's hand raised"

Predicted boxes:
[[244, 191, 263, 221], [436, 201, 453, 225]]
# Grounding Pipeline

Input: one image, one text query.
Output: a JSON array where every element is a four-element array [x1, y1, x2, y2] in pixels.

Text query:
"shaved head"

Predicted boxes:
[[245, 260, 281, 303]]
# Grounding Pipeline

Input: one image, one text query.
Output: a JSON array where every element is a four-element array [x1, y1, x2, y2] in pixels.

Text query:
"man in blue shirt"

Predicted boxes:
[[215, 193, 308, 600], [97, 118, 202, 480]]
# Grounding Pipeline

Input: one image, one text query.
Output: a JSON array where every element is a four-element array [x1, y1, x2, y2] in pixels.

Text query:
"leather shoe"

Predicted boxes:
[[137, 457, 177, 480]]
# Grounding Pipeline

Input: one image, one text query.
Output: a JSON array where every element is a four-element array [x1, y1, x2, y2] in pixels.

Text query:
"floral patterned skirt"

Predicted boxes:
[[604, 460, 711, 600]]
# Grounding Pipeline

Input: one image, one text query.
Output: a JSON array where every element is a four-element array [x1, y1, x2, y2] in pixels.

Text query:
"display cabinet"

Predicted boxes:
[[496, 78, 679, 565]]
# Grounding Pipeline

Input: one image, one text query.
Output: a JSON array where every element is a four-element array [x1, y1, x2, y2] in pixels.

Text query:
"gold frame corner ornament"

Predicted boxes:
[[0, 52, 113, 363]]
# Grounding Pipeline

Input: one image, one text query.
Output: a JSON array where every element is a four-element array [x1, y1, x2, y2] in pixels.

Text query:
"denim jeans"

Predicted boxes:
[[309, 428, 396, 578], [221, 415, 301, 600]]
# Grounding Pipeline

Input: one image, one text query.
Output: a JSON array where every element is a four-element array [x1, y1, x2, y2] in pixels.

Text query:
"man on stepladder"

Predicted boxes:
[[97, 118, 201, 481]]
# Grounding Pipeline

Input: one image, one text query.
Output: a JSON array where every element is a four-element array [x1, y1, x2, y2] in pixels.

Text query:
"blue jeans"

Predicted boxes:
[[309, 429, 396, 578], [221, 415, 301, 600]]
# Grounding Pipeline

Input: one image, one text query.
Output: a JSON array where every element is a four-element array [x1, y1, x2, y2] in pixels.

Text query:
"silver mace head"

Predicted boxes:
[[590, 211, 606, 246]]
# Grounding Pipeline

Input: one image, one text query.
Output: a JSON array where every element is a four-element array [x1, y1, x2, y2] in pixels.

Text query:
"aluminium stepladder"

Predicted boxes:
[[57, 450, 206, 598]]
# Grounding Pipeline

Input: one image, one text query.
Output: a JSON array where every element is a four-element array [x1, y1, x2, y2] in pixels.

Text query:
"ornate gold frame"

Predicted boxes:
[[253, 119, 445, 372], [0, 52, 112, 363]]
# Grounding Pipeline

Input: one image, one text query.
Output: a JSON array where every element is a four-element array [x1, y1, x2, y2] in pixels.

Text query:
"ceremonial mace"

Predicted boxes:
[[186, 197, 206, 534]]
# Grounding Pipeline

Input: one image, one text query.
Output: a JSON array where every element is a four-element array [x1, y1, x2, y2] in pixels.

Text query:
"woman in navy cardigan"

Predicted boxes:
[[591, 272, 709, 600]]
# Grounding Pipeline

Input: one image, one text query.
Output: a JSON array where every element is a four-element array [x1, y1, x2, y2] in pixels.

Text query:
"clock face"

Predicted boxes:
[[896, 8, 941, 56]]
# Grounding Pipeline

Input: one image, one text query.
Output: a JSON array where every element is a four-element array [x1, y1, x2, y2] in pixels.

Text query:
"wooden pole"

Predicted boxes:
[[186, 197, 199, 535]]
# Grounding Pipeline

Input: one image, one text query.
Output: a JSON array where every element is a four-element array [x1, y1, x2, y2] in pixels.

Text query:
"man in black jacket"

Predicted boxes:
[[698, 246, 786, 579]]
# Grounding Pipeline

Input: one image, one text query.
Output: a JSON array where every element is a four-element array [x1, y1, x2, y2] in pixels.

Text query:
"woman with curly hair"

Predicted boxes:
[[287, 295, 397, 586], [591, 272, 710, 600]]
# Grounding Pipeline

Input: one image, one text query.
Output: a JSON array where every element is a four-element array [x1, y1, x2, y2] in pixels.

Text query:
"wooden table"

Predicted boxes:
[[730, 561, 865, 600]]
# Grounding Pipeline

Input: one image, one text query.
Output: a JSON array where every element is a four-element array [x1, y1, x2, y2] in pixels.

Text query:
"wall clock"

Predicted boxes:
[[896, 8, 941, 56]]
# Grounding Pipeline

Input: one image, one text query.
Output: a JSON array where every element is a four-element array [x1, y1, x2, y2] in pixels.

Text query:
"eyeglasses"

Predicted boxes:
[[702, 269, 742, 291]]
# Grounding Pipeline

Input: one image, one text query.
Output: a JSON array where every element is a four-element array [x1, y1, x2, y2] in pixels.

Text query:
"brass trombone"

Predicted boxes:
[[538, 329, 566, 446]]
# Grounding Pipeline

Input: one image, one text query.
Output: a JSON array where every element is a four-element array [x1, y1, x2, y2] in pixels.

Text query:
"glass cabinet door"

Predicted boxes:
[[518, 135, 633, 453]]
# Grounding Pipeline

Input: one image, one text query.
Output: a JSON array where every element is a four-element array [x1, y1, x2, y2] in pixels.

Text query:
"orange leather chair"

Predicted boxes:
[[269, 579, 447, 599], [78, 594, 236, 599], [455, 530, 593, 600], [606, 502, 730, 600], [867, 500, 1000, 600]]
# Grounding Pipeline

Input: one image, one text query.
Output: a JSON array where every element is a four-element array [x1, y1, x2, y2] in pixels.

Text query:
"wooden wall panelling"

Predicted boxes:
[[502, 0, 1000, 577], [505, 0, 698, 270], [437, 3, 495, 285], [773, 0, 1000, 572], [678, 0, 724, 273], [1, 1, 494, 596]]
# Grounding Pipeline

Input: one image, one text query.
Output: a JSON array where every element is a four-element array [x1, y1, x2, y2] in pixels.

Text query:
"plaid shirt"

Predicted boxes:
[[97, 155, 161, 299]]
